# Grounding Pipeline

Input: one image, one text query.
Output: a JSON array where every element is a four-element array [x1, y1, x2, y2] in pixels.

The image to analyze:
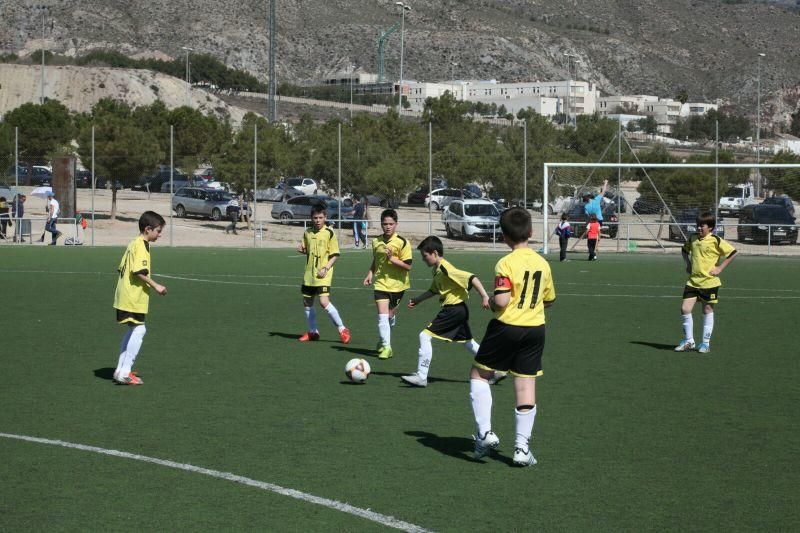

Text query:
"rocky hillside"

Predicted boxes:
[[1, 0, 798, 125]]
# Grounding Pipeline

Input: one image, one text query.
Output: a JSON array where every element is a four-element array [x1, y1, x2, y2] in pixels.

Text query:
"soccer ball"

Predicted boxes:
[[345, 358, 371, 384]]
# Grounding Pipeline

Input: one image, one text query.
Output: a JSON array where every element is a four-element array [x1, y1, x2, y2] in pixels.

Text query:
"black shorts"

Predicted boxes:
[[374, 290, 404, 309], [424, 303, 473, 342], [682, 285, 719, 304], [474, 319, 545, 378], [116, 309, 146, 325], [301, 285, 330, 298]]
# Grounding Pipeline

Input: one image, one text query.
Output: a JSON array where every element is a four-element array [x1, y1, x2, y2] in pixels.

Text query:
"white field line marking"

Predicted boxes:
[[2, 270, 800, 298], [0, 432, 430, 533]]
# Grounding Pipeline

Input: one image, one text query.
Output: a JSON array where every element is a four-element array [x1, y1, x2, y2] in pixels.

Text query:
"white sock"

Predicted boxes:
[[703, 312, 714, 344], [681, 313, 694, 343], [304, 306, 318, 332], [324, 303, 345, 330], [417, 332, 433, 379], [378, 314, 391, 346], [470, 378, 493, 437], [515, 405, 537, 451], [389, 314, 397, 327], [464, 339, 480, 356], [120, 324, 146, 376], [115, 328, 134, 375]]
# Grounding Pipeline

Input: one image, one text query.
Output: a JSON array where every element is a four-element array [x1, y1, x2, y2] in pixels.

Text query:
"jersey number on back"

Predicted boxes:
[[517, 270, 542, 309]]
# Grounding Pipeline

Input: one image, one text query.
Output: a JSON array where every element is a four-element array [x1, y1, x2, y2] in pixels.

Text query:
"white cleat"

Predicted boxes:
[[513, 447, 538, 467], [401, 373, 428, 387], [674, 339, 696, 352], [697, 342, 711, 354], [473, 431, 500, 460]]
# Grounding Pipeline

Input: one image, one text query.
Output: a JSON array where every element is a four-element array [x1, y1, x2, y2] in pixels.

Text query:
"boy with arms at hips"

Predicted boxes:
[[675, 212, 736, 354], [297, 204, 351, 344], [113, 211, 168, 385], [470, 207, 555, 467], [363, 209, 412, 359], [401, 236, 503, 387]]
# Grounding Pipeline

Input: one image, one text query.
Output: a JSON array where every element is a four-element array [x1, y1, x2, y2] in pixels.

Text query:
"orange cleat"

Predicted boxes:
[[339, 327, 351, 344], [299, 331, 320, 342]]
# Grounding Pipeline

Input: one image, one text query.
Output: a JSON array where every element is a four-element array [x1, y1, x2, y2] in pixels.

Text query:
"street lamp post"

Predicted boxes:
[[182, 46, 194, 107], [349, 64, 356, 121], [396, 1, 411, 109], [564, 53, 577, 126], [37, 5, 47, 104], [756, 52, 765, 197]]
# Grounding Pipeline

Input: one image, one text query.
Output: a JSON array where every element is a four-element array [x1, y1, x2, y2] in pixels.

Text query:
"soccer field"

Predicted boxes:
[[1, 247, 798, 531]]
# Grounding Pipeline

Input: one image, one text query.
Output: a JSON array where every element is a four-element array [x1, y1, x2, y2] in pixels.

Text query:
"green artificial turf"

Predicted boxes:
[[1, 246, 798, 531]]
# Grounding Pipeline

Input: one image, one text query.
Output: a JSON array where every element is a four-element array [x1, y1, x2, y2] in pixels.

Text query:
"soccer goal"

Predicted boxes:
[[541, 161, 800, 255]]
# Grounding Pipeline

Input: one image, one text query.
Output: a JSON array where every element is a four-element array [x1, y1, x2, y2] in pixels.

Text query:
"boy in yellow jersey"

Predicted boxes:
[[471, 207, 555, 467], [401, 236, 497, 388], [112, 211, 168, 385], [675, 212, 737, 354], [297, 204, 351, 343], [362, 209, 412, 359]]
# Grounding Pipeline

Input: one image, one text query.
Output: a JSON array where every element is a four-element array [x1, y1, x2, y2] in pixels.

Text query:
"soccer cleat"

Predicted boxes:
[[375, 340, 384, 351], [377, 345, 393, 359], [339, 327, 351, 344], [674, 339, 695, 352], [512, 447, 538, 467], [697, 342, 711, 354], [114, 373, 143, 385], [473, 431, 500, 460], [299, 331, 320, 342], [401, 373, 428, 387], [488, 371, 508, 386]]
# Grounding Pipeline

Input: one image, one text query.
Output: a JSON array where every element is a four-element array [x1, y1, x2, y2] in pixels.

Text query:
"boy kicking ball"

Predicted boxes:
[[470, 207, 555, 467], [113, 211, 168, 385], [675, 212, 737, 354], [297, 204, 351, 344], [401, 236, 506, 388]]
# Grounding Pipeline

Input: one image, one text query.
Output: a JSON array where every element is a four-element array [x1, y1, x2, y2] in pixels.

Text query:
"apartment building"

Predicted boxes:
[[680, 102, 718, 117], [598, 95, 684, 133]]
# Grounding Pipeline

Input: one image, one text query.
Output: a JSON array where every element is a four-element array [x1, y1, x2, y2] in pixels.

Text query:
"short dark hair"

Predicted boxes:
[[697, 211, 716, 230], [139, 211, 165, 232], [499, 207, 531, 244], [381, 208, 398, 222], [582, 194, 591, 202], [311, 203, 326, 216], [417, 235, 444, 256]]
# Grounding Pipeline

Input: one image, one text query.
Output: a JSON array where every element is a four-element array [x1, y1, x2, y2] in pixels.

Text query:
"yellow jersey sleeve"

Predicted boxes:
[[129, 239, 150, 276], [328, 229, 340, 257], [399, 237, 412, 263], [717, 237, 736, 257]]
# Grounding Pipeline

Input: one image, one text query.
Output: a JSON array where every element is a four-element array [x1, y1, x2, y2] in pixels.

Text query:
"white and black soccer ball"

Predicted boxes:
[[345, 358, 371, 384]]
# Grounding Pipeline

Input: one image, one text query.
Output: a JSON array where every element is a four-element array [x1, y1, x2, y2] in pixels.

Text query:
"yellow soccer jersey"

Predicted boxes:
[[682, 234, 736, 289], [372, 233, 412, 292], [303, 226, 340, 287], [113, 236, 151, 314], [430, 258, 474, 306], [492, 247, 555, 327]]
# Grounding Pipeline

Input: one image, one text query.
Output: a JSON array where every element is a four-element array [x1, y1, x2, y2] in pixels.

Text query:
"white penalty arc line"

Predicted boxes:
[[0, 432, 430, 533]]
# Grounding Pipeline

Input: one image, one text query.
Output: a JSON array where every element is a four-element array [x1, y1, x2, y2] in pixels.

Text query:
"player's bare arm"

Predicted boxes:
[[408, 290, 435, 309], [363, 260, 375, 286], [136, 273, 167, 295], [710, 253, 736, 276], [470, 277, 491, 309], [490, 291, 511, 311], [317, 254, 339, 279], [682, 250, 692, 274]]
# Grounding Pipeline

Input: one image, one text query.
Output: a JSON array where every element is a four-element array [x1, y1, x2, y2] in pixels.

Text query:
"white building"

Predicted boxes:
[[598, 95, 683, 133], [680, 102, 718, 117], [402, 79, 599, 118]]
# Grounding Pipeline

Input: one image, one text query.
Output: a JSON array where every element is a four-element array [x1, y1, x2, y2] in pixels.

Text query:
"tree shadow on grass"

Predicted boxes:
[[93, 367, 116, 381], [630, 341, 676, 351]]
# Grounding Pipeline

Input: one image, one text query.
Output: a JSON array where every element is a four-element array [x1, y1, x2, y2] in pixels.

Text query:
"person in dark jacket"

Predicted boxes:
[[225, 195, 241, 235], [0, 197, 9, 239], [11, 194, 26, 242]]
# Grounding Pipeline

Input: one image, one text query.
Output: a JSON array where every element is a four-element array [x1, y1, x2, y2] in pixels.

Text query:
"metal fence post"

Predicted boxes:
[[254, 123, 258, 248], [91, 126, 95, 246], [169, 125, 174, 247]]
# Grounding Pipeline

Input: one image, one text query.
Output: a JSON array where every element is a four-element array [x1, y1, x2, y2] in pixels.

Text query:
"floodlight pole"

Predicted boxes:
[[756, 52, 765, 197], [169, 125, 174, 247], [181, 46, 193, 107], [715, 120, 719, 222], [14, 127, 19, 189], [91, 126, 95, 246], [338, 123, 342, 231], [39, 5, 46, 104], [428, 120, 432, 235], [396, 2, 411, 109], [254, 123, 258, 248]]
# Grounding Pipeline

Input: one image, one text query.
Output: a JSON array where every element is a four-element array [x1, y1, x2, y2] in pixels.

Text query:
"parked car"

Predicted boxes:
[[761, 196, 795, 217], [271, 194, 355, 225], [171, 187, 236, 221], [364, 193, 400, 209], [668, 208, 726, 242], [425, 188, 466, 210], [632, 197, 664, 214], [718, 183, 757, 216], [564, 202, 619, 238], [76, 170, 105, 189], [407, 185, 430, 205], [161, 179, 192, 193], [285, 177, 318, 196], [737, 204, 798, 244], [29, 166, 52, 186], [442, 199, 501, 240], [5, 165, 29, 182], [604, 190, 627, 213], [134, 166, 189, 192], [255, 182, 304, 202]]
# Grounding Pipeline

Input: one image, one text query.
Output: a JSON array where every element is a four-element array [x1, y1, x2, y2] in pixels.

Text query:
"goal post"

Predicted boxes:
[[541, 162, 800, 255]]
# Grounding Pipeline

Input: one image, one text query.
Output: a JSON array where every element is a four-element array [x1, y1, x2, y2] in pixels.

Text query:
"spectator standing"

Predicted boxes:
[[352, 195, 366, 248], [586, 214, 600, 261], [11, 194, 26, 242], [555, 213, 572, 262], [225, 195, 241, 235], [41, 191, 62, 245], [582, 179, 609, 225], [241, 192, 252, 230], [0, 197, 9, 240]]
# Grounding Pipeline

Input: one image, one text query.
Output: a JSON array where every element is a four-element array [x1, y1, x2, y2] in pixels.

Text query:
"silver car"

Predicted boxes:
[[172, 187, 235, 221], [271, 194, 354, 225], [442, 199, 501, 240]]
